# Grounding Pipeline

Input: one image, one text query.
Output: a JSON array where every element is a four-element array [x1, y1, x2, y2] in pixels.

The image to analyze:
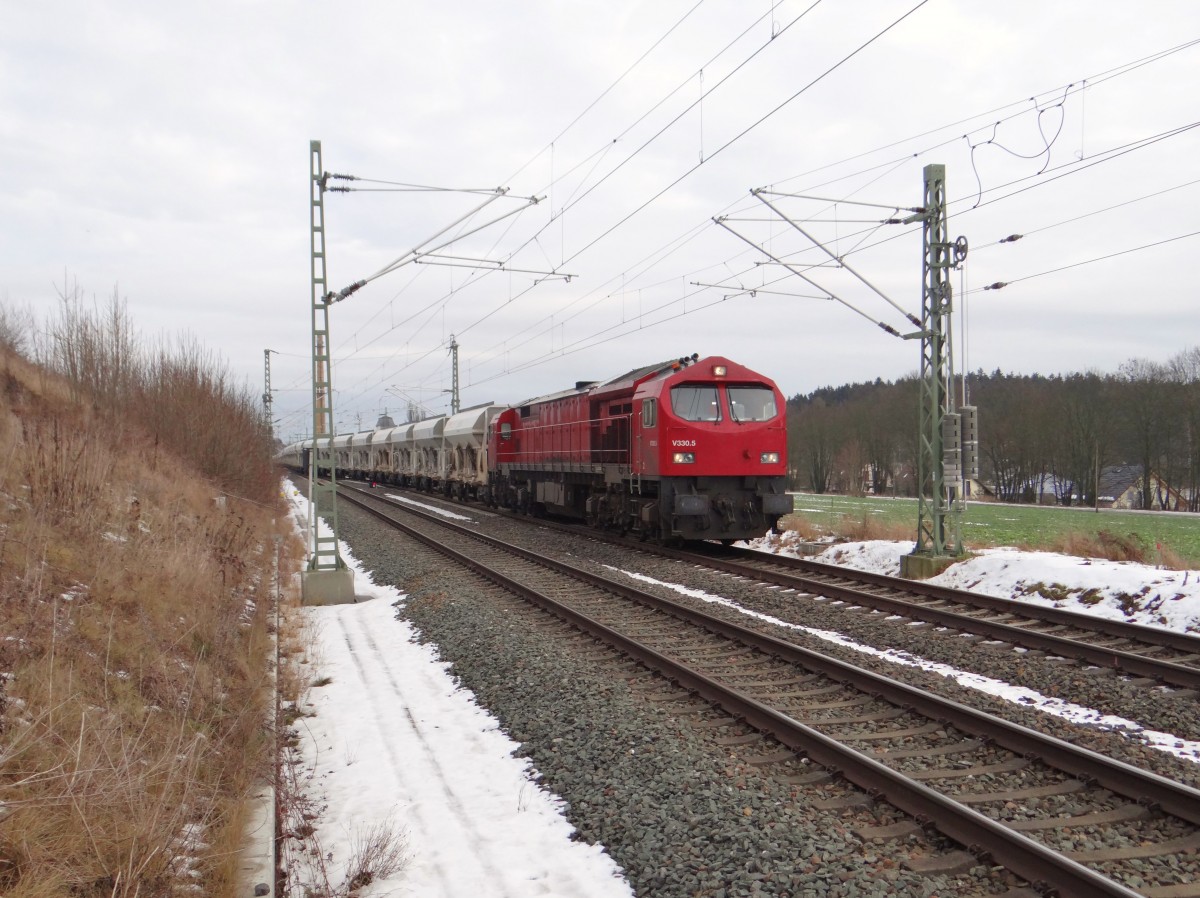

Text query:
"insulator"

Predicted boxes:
[[942, 413, 961, 444], [960, 405, 978, 441], [964, 442, 980, 480]]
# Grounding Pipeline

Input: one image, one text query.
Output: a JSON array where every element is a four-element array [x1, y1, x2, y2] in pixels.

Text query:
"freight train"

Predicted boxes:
[[278, 354, 792, 542]]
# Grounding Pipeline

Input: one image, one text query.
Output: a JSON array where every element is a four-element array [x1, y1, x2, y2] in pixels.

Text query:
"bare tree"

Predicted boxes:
[[1117, 357, 1180, 509], [788, 397, 839, 493], [0, 295, 34, 356], [856, 383, 912, 496], [42, 279, 140, 413], [1168, 347, 1200, 510], [1053, 372, 1115, 506]]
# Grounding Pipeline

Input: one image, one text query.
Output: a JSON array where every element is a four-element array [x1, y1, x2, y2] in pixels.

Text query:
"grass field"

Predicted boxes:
[[787, 493, 1200, 568]]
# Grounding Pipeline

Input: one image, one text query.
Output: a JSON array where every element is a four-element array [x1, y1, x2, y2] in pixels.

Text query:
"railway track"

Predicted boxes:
[[667, 543, 1200, 692], [351, 480, 1200, 691], [332, 482, 1200, 898]]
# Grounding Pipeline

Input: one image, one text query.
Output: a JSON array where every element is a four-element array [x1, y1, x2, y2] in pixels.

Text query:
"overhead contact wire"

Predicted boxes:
[[970, 229, 1200, 295]]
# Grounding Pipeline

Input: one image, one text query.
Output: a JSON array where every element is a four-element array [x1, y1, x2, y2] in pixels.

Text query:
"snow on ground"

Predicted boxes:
[[756, 531, 1200, 636], [606, 565, 1200, 766], [283, 487, 633, 898], [383, 491, 476, 521], [281, 481, 1200, 895]]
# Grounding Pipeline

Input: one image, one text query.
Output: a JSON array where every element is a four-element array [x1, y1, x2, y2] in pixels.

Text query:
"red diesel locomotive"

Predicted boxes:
[[487, 354, 791, 541]]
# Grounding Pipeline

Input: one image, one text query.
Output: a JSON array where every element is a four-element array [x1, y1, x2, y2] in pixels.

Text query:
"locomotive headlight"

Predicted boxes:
[[712, 365, 727, 376], [760, 451, 779, 464], [672, 451, 696, 464]]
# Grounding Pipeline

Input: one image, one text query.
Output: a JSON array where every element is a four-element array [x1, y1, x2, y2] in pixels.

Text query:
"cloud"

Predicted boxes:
[[3, 1, 1199, 442]]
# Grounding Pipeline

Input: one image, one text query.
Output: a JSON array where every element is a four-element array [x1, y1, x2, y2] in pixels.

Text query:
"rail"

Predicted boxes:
[[331, 483, 1200, 898]]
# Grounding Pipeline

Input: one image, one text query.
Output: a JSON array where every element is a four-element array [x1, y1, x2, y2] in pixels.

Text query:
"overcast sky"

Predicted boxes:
[[5, 1, 1198, 441]]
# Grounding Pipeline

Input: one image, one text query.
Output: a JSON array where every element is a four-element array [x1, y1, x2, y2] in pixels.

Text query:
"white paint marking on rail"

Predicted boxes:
[[604, 565, 1200, 766]]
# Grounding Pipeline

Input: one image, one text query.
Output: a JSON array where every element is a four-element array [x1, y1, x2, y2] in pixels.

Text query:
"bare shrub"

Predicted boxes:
[[776, 512, 819, 540], [39, 281, 139, 414], [1156, 544, 1186, 570], [1094, 529, 1149, 563], [30, 280, 276, 506], [343, 817, 410, 891], [1045, 529, 1150, 564], [1025, 528, 1195, 569], [135, 334, 276, 504], [0, 299, 34, 356], [838, 513, 914, 542], [19, 416, 114, 527], [778, 510, 912, 543]]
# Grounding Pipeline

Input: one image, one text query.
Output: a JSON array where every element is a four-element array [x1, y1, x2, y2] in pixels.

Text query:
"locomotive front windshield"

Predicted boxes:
[[728, 385, 778, 422], [671, 385, 721, 422]]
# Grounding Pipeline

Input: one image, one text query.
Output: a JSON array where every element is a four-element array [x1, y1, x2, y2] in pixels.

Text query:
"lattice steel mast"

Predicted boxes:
[[304, 140, 351, 594], [712, 165, 970, 577], [911, 163, 964, 560], [448, 335, 460, 414], [262, 349, 274, 437]]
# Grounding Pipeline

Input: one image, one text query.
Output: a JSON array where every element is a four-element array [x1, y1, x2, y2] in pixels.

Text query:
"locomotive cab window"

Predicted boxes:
[[670, 385, 721, 422], [727, 386, 778, 422], [641, 398, 657, 428]]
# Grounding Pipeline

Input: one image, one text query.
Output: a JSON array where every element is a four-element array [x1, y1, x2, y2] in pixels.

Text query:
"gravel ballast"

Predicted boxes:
[[332, 502, 1031, 898]]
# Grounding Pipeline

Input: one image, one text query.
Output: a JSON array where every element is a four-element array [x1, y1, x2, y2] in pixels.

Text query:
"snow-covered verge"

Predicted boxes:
[[280, 489, 633, 898], [753, 531, 1200, 635]]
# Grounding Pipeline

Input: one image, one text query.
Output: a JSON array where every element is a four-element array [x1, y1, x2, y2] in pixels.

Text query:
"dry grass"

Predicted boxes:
[[1040, 528, 1147, 564], [777, 510, 915, 543], [0, 296, 287, 897], [343, 818, 410, 891], [275, 583, 322, 720], [1036, 528, 1187, 568]]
